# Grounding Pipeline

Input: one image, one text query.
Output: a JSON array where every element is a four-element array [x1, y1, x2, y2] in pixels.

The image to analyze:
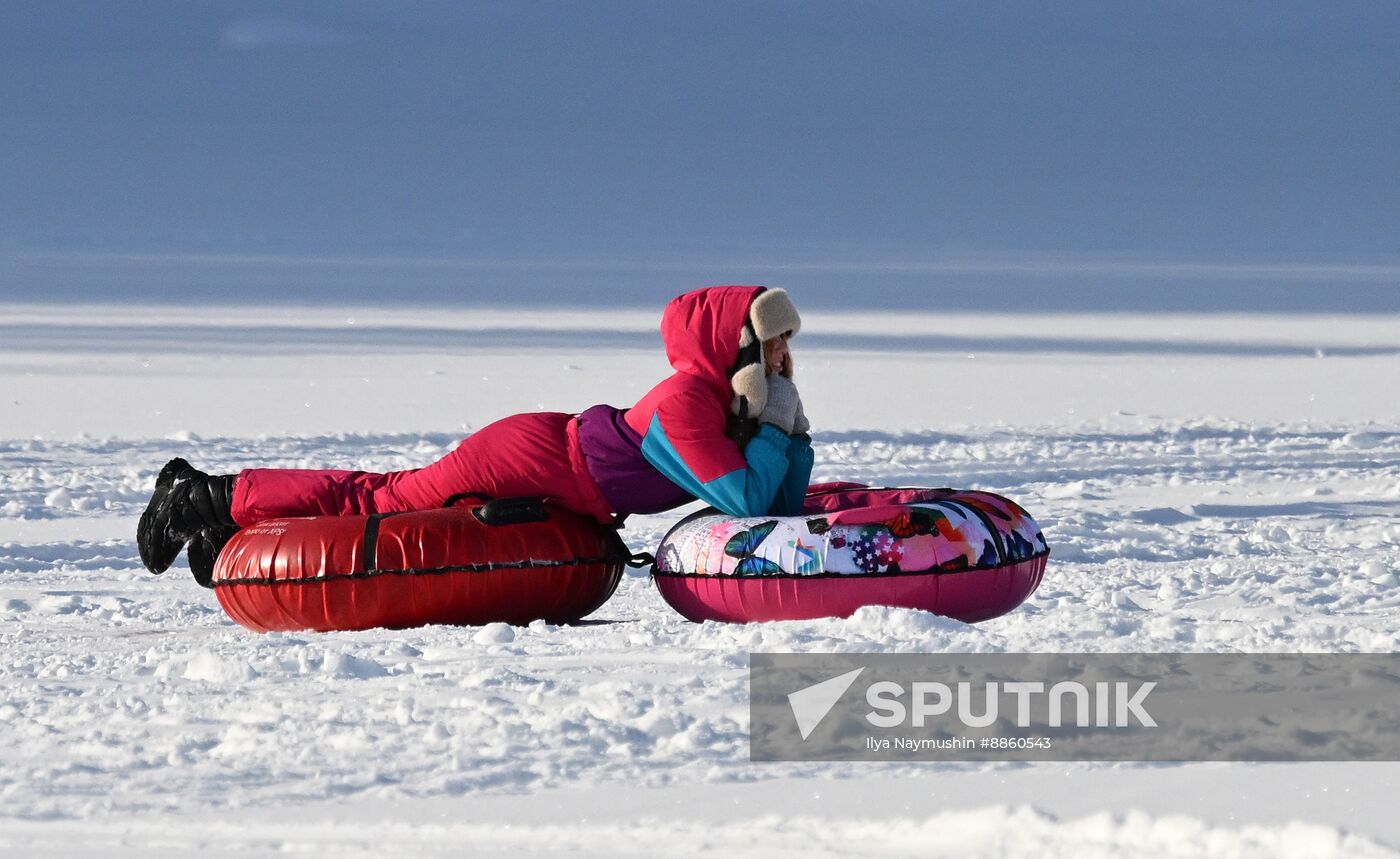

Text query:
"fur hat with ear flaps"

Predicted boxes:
[[730, 288, 801, 421]]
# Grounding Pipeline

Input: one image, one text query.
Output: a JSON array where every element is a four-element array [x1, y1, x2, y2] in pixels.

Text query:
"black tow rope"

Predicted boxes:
[[625, 551, 656, 569]]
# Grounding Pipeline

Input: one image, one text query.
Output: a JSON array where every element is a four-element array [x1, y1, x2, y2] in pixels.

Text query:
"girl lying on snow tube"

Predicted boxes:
[[137, 286, 815, 588]]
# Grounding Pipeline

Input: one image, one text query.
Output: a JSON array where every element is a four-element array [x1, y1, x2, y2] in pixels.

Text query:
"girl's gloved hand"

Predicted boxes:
[[759, 374, 801, 434], [791, 398, 810, 437]]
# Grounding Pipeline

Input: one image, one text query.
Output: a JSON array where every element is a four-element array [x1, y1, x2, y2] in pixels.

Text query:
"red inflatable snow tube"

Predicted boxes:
[[212, 497, 629, 633], [651, 483, 1049, 624]]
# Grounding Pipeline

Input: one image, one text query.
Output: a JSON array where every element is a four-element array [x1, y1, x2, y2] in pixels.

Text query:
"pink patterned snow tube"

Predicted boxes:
[[651, 483, 1049, 624]]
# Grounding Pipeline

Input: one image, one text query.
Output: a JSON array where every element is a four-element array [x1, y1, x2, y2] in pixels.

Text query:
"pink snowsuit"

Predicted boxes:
[[231, 286, 815, 527]]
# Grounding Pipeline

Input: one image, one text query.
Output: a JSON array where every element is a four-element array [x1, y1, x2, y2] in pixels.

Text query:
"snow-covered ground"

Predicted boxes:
[[2, 302, 1398, 857]]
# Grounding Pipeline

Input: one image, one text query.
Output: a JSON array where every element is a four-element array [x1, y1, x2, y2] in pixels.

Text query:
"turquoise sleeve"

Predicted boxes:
[[640, 417, 793, 517], [769, 435, 814, 515]]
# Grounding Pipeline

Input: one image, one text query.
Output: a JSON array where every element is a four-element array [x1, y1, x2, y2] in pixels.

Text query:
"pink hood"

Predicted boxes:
[[658, 285, 766, 400]]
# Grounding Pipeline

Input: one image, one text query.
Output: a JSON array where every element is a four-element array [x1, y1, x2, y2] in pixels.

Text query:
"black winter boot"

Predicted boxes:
[[137, 458, 237, 576], [187, 525, 240, 589]]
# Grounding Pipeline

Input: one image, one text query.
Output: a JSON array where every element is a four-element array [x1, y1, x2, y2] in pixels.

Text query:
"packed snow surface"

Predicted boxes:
[[1, 303, 1398, 856]]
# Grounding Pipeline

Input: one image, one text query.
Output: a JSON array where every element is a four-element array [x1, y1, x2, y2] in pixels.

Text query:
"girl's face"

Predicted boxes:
[[764, 334, 791, 377]]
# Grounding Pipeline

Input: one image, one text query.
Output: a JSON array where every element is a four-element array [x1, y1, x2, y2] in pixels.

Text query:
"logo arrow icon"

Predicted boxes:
[[788, 667, 865, 741]]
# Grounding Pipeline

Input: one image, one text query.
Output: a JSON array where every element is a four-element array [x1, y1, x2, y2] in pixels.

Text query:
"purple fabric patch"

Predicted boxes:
[[576, 404, 694, 515]]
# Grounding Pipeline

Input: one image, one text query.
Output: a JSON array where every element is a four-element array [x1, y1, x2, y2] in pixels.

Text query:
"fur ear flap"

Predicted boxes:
[[730, 362, 768, 419]]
